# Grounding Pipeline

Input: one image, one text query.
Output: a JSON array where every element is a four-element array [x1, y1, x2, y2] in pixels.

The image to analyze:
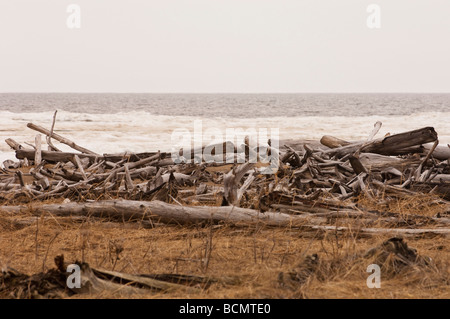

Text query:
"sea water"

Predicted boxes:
[[0, 93, 449, 165]]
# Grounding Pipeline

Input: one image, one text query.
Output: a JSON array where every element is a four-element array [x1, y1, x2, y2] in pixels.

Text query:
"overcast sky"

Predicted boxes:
[[0, 0, 449, 93]]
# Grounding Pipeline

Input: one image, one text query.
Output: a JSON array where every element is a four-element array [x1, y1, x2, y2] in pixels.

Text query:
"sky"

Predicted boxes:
[[0, 0, 449, 93]]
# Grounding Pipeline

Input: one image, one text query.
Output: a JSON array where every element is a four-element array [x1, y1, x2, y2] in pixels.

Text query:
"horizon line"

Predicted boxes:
[[1, 92, 449, 94]]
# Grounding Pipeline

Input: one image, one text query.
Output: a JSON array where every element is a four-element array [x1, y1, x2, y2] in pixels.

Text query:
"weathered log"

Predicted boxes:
[[63, 263, 199, 295], [0, 200, 300, 226], [5, 138, 24, 151], [16, 149, 102, 163], [34, 134, 42, 166], [358, 153, 419, 171], [157, 172, 192, 186], [175, 141, 237, 164], [323, 127, 438, 158], [422, 143, 450, 160], [154, 158, 175, 167], [302, 224, 450, 237], [1, 200, 447, 236], [103, 152, 168, 163], [348, 152, 367, 174], [30, 167, 50, 190], [280, 139, 324, 152], [320, 136, 352, 149], [363, 127, 437, 155], [15, 171, 25, 187], [0, 181, 20, 191], [223, 163, 255, 206], [429, 174, 450, 184], [27, 123, 99, 155]]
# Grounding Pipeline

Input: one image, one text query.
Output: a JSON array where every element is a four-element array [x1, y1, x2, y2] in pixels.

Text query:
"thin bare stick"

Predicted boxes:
[[47, 110, 61, 152], [421, 139, 439, 166], [35, 217, 39, 262], [415, 139, 439, 179], [42, 232, 60, 272]]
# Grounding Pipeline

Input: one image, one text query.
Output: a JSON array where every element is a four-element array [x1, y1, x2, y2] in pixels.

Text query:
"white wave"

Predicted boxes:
[[1, 111, 449, 166]]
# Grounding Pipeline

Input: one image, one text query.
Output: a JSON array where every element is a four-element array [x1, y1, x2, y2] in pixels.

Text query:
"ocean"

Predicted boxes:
[[0, 93, 449, 165]]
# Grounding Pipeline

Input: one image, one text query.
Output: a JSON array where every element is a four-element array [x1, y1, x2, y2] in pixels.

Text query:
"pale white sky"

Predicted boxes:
[[0, 0, 449, 93]]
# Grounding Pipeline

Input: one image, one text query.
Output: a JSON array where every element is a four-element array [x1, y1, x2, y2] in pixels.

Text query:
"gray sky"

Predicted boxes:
[[0, 0, 449, 93]]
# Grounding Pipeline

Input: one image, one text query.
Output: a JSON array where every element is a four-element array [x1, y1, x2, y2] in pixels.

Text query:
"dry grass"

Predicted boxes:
[[357, 192, 447, 218], [0, 199, 448, 299]]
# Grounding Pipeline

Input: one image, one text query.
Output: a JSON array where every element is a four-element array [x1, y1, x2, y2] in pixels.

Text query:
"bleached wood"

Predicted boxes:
[[35, 134, 42, 166], [27, 122, 99, 155]]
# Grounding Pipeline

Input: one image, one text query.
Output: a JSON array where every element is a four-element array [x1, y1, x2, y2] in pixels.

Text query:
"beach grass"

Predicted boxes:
[[0, 194, 448, 299]]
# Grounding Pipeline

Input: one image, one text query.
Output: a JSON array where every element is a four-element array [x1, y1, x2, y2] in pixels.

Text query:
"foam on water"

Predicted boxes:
[[1, 110, 449, 166]]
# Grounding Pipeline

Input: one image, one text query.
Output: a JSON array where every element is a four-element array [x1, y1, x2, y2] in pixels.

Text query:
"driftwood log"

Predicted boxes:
[[27, 123, 99, 155], [1, 200, 448, 236], [323, 127, 438, 158], [0, 200, 301, 226]]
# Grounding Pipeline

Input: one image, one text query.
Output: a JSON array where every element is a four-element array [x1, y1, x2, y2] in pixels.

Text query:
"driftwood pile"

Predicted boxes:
[[1, 119, 450, 237]]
